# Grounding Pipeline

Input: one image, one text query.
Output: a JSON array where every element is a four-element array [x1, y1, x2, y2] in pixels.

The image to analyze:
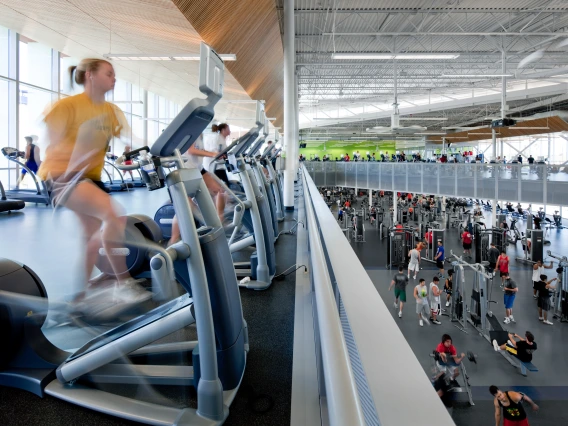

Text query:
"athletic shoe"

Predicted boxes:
[[507, 340, 514, 346], [509, 316, 516, 323], [544, 320, 553, 325], [445, 301, 450, 307], [492, 339, 500, 351], [433, 320, 442, 325], [398, 311, 402, 318], [539, 317, 544, 321], [413, 276, 417, 280], [421, 312, 431, 325], [114, 279, 152, 304], [504, 317, 510, 324], [533, 295, 538, 299], [419, 320, 424, 327], [394, 301, 398, 308]]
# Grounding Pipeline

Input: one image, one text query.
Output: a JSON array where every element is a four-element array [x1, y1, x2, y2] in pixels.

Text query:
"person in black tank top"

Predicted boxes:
[[490, 386, 539, 426], [16, 135, 41, 187]]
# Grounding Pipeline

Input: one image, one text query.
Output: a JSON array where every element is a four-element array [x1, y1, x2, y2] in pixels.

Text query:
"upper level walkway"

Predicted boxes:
[[304, 161, 568, 206]]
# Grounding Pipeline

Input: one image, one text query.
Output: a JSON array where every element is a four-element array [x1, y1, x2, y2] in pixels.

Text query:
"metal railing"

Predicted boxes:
[[301, 165, 454, 426], [305, 161, 568, 205]]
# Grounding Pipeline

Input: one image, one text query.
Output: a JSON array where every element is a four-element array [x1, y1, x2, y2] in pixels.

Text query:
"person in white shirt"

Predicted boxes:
[[169, 134, 227, 245], [429, 277, 442, 325], [204, 123, 231, 219]]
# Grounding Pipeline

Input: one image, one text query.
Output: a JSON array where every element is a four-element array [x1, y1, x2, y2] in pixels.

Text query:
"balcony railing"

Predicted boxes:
[[304, 161, 568, 205]]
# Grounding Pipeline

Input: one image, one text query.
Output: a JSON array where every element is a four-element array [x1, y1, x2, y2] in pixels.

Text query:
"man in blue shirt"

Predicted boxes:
[[435, 240, 445, 278]]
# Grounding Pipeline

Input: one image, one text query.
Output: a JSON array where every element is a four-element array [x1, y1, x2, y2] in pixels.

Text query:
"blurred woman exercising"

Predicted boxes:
[[38, 58, 150, 303]]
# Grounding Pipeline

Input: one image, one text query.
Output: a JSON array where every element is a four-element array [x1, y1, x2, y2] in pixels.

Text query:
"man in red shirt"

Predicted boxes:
[[462, 229, 473, 257], [435, 334, 466, 380], [425, 229, 433, 250]]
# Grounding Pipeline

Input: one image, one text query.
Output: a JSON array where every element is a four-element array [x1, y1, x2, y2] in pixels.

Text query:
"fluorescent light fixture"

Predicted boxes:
[[441, 74, 513, 78], [468, 132, 500, 135], [312, 117, 338, 120], [113, 100, 144, 104], [221, 100, 264, 104], [414, 132, 448, 135], [299, 100, 319, 104], [400, 117, 448, 121], [104, 53, 236, 61], [331, 53, 460, 60], [509, 127, 550, 130], [444, 136, 469, 139]]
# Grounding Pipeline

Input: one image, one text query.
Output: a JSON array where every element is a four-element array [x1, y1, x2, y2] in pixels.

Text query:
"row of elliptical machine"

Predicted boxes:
[[0, 43, 247, 425]]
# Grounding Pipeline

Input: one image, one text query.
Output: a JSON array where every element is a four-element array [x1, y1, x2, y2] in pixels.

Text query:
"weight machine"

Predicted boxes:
[[547, 250, 568, 323], [387, 227, 418, 269], [352, 213, 366, 243], [516, 229, 544, 265], [474, 227, 506, 265], [423, 228, 445, 264]]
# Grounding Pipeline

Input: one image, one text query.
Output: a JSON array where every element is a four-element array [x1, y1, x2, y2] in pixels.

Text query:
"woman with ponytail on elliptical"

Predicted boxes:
[[203, 122, 231, 221], [37, 58, 151, 304]]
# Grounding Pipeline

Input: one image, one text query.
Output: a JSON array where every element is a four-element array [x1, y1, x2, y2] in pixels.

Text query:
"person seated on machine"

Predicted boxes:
[[493, 331, 537, 364], [553, 211, 562, 227], [507, 202, 515, 213], [533, 215, 542, 230], [435, 334, 466, 381]]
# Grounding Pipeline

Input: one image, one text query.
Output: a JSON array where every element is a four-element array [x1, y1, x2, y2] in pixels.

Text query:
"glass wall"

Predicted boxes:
[[0, 25, 183, 189]]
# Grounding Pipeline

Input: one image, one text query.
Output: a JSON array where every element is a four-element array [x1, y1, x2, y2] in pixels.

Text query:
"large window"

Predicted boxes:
[[19, 39, 53, 90], [0, 26, 8, 77]]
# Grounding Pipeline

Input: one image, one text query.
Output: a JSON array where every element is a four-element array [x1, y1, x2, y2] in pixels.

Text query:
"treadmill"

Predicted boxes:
[[0, 147, 51, 205], [104, 159, 134, 190], [260, 142, 285, 222], [0, 180, 25, 213]]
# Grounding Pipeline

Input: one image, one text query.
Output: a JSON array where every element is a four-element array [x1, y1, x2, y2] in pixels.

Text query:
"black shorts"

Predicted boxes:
[[538, 296, 551, 311], [489, 262, 496, 271], [46, 176, 107, 207], [462, 242, 472, 250], [533, 280, 539, 290], [436, 260, 444, 269], [500, 271, 508, 277], [214, 168, 230, 185]]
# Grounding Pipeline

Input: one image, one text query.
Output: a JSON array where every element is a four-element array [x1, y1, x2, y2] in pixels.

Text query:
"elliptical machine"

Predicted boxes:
[[0, 43, 248, 425]]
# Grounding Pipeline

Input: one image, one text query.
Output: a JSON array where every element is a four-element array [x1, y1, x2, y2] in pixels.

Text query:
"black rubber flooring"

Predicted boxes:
[[0, 189, 297, 426]]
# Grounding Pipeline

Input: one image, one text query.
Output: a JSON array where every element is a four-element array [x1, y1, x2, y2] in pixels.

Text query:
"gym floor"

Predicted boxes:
[[346, 199, 568, 425], [0, 187, 297, 426]]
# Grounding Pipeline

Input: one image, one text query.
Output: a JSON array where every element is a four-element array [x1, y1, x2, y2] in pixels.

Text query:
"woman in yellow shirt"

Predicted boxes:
[[38, 58, 150, 303]]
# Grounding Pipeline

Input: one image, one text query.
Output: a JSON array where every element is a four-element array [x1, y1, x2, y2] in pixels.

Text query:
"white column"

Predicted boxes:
[[283, 0, 296, 209], [501, 50, 507, 119], [142, 90, 148, 143], [393, 194, 397, 226], [492, 200, 497, 227], [369, 189, 373, 208], [492, 128, 497, 160]]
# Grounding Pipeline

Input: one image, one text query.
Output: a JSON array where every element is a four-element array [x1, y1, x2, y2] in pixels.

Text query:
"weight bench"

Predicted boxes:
[[490, 330, 538, 376]]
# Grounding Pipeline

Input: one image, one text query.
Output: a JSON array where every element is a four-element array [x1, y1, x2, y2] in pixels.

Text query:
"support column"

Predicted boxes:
[[369, 189, 373, 208], [393, 193, 397, 226], [142, 90, 148, 144], [492, 200, 497, 227], [283, 0, 296, 210], [492, 129, 497, 161]]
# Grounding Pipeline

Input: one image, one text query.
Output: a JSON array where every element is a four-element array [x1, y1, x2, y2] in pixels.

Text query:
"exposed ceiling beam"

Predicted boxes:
[[299, 32, 568, 37], [290, 8, 568, 14]]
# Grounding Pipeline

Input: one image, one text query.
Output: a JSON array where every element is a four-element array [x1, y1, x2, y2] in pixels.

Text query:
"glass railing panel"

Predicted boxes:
[[346, 162, 357, 188], [439, 164, 456, 196], [368, 163, 380, 188], [476, 164, 496, 199], [324, 161, 336, 186], [521, 165, 545, 203], [312, 161, 325, 186], [337, 162, 347, 187], [379, 163, 393, 191], [423, 163, 439, 194], [356, 162, 368, 189], [497, 164, 519, 201], [407, 163, 422, 193], [457, 163, 476, 197], [393, 163, 407, 192]]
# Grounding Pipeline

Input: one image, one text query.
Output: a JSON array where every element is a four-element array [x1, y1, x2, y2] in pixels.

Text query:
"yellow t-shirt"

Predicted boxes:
[[37, 93, 128, 181]]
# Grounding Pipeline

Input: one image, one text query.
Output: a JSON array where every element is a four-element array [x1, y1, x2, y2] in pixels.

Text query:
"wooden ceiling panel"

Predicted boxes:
[[428, 116, 568, 143], [173, 0, 284, 129]]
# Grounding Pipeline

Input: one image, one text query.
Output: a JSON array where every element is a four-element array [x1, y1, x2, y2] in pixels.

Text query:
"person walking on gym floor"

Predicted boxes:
[[435, 334, 465, 380], [429, 277, 442, 325], [532, 259, 554, 299], [488, 242, 500, 276], [389, 266, 409, 318], [495, 250, 510, 286], [461, 228, 473, 258], [16, 135, 41, 188], [536, 274, 557, 325], [435, 240, 445, 278], [414, 278, 431, 326], [444, 269, 454, 307], [489, 385, 539, 426], [503, 272, 518, 324], [38, 58, 151, 304], [493, 331, 537, 364], [408, 244, 421, 280]]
